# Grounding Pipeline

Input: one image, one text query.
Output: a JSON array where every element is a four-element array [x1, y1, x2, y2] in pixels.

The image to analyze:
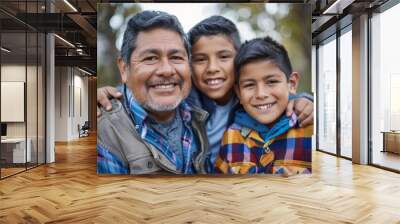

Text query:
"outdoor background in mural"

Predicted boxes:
[[97, 3, 311, 94]]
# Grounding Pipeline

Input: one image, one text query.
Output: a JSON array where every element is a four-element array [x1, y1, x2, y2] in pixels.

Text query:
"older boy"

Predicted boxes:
[[215, 36, 312, 175]]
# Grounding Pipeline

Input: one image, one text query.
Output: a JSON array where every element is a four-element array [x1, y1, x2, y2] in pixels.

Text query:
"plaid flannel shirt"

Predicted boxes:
[[97, 144, 129, 174], [215, 123, 313, 175]]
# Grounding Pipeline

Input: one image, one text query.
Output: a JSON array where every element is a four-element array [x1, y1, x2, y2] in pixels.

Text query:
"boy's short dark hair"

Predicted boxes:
[[188, 15, 241, 50], [234, 36, 293, 83], [121, 10, 190, 64]]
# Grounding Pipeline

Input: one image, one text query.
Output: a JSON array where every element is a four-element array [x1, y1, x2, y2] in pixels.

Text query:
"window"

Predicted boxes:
[[317, 36, 337, 154], [339, 29, 352, 158], [0, 1, 47, 179], [371, 2, 400, 171]]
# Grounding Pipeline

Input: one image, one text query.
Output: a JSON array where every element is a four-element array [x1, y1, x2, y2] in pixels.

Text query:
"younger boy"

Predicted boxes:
[[215, 36, 313, 175]]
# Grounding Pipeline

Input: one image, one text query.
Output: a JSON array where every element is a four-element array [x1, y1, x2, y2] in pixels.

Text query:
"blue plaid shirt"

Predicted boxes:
[[97, 144, 129, 174], [97, 87, 198, 174]]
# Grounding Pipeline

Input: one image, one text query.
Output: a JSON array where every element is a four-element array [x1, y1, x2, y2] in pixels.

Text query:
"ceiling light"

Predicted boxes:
[[78, 67, 92, 76], [63, 0, 78, 12], [1, 47, 11, 53], [54, 34, 75, 48], [322, 0, 354, 15]]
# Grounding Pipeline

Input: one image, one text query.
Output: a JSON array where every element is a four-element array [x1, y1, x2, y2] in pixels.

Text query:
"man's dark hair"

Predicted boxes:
[[234, 36, 293, 83], [120, 10, 190, 64], [188, 15, 241, 50]]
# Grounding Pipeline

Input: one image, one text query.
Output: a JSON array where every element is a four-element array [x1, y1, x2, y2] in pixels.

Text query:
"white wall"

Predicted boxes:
[[1, 82, 25, 122], [1, 65, 26, 139], [70, 72, 89, 139], [1, 65, 40, 138], [54, 67, 89, 141], [1, 63, 46, 164], [55, 67, 69, 141]]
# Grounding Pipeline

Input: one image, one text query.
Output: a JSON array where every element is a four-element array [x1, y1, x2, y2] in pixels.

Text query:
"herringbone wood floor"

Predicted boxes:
[[1, 135, 400, 224]]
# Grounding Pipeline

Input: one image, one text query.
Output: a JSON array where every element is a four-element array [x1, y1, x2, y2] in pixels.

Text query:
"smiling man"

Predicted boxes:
[[97, 11, 209, 174]]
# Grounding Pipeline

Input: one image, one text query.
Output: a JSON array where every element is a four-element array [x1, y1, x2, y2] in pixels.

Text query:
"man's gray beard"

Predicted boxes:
[[142, 95, 183, 112]]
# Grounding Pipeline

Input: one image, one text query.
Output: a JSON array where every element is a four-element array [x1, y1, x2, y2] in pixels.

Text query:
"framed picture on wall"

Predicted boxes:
[[1, 81, 25, 122]]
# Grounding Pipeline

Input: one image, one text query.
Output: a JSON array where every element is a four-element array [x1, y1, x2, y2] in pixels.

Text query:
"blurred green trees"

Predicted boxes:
[[97, 3, 311, 93], [215, 3, 311, 93], [97, 3, 141, 87]]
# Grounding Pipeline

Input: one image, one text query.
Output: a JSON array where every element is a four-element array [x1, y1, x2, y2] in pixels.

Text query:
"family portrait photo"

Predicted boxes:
[[96, 3, 313, 176]]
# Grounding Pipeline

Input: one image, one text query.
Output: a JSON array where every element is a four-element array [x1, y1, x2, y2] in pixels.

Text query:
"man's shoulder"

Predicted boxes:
[[98, 99, 130, 125], [99, 99, 124, 116], [97, 99, 135, 139]]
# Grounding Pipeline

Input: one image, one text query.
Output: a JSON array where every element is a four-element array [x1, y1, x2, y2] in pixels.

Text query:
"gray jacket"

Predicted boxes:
[[97, 99, 209, 174]]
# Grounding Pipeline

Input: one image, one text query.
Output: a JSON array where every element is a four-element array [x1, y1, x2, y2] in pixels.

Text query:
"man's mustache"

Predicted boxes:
[[146, 76, 184, 88]]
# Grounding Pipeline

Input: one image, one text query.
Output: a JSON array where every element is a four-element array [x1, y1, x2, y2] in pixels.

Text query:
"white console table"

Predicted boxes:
[[1, 138, 31, 163]]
